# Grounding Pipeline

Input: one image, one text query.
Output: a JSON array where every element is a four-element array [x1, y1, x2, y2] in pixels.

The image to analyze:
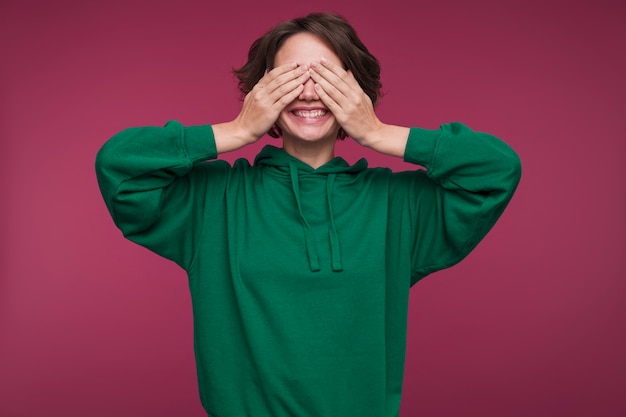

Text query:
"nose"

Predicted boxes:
[[299, 77, 319, 101]]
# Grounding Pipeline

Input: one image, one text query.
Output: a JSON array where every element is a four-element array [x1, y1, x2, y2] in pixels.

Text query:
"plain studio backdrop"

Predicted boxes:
[[1, 0, 624, 416]]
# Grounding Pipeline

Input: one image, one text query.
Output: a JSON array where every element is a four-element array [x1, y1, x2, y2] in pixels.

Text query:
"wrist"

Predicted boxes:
[[360, 124, 410, 158], [212, 121, 258, 154], [356, 120, 386, 148]]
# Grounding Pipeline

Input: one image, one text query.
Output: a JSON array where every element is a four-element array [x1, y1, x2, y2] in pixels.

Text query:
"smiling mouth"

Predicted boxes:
[[292, 109, 328, 118]]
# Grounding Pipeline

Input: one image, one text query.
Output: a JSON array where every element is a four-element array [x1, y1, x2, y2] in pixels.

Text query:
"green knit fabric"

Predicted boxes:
[[96, 120, 521, 417]]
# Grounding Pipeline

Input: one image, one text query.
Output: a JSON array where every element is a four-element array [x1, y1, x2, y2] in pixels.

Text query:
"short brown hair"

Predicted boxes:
[[233, 12, 383, 139]]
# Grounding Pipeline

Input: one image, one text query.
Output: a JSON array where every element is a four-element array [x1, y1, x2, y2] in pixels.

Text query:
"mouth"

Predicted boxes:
[[291, 109, 329, 119]]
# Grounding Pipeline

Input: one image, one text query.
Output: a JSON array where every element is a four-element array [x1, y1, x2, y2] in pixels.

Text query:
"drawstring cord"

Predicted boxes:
[[326, 174, 343, 271], [289, 161, 321, 272], [288, 161, 343, 272]]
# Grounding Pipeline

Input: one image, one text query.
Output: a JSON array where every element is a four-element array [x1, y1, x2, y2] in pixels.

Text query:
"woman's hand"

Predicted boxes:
[[308, 58, 383, 146], [309, 58, 410, 157], [213, 63, 310, 154]]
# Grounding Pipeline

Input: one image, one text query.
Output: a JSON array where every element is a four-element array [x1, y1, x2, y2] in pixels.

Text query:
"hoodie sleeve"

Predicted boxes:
[[95, 120, 227, 270], [392, 122, 521, 285]]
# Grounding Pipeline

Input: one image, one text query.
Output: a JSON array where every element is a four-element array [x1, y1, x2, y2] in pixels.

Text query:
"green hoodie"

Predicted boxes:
[[95, 120, 521, 417]]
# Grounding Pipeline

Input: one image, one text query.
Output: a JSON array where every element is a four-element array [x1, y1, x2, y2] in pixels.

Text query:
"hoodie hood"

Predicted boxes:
[[254, 145, 368, 272], [254, 145, 368, 174]]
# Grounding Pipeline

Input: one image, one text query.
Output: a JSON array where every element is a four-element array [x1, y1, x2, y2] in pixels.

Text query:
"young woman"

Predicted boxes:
[[96, 12, 521, 417]]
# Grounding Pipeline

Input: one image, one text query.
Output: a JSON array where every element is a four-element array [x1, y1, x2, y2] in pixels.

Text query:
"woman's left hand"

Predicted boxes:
[[310, 58, 411, 158], [309, 58, 383, 146]]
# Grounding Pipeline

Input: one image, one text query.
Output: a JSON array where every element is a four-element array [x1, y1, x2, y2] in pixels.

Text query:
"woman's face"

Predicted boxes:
[[273, 32, 343, 146]]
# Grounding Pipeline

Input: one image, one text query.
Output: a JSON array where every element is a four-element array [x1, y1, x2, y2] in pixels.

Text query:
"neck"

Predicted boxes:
[[282, 137, 336, 169]]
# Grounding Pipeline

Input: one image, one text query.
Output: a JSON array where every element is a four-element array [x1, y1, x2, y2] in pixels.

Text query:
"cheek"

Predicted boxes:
[[276, 110, 290, 126]]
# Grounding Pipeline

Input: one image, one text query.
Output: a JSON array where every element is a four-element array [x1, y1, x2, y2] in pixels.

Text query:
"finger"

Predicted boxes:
[[257, 62, 299, 87], [323, 59, 360, 84], [274, 83, 305, 109], [310, 60, 348, 91], [345, 69, 360, 85], [310, 66, 347, 106], [267, 65, 308, 94], [268, 70, 310, 105], [314, 58, 357, 89], [268, 61, 298, 76], [313, 82, 341, 115], [319, 57, 349, 78], [256, 65, 306, 102]]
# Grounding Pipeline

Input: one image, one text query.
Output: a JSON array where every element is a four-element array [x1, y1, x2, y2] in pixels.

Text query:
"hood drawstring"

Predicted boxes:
[[326, 174, 343, 272], [288, 161, 343, 272], [257, 147, 364, 273], [289, 161, 321, 272]]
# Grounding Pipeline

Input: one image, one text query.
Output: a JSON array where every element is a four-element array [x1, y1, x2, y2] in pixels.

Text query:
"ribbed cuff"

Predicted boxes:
[[182, 124, 218, 162], [403, 126, 441, 169]]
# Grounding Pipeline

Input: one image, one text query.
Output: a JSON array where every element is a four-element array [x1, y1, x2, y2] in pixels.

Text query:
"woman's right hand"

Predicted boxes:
[[213, 63, 310, 154]]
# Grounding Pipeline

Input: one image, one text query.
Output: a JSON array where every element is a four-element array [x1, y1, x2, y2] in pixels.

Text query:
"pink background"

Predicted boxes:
[[1, 0, 625, 416]]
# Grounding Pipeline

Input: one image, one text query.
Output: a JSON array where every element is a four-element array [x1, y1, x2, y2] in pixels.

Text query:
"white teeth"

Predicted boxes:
[[293, 110, 327, 118]]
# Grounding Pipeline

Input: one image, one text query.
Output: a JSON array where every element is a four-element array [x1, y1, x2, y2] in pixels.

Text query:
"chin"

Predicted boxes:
[[278, 119, 340, 143], [283, 131, 338, 145], [296, 130, 335, 142]]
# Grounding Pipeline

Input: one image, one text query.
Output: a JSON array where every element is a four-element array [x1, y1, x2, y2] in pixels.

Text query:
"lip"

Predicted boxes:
[[288, 106, 329, 112], [288, 108, 331, 123], [289, 106, 330, 117]]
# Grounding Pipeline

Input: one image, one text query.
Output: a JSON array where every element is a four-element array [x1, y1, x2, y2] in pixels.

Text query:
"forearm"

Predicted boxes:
[[404, 122, 521, 193], [212, 120, 258, 155], [360, 123, 411, 158], [95, 121, 216, 227], [396, 123, 521, 282], [95, 121, 224, 268]]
